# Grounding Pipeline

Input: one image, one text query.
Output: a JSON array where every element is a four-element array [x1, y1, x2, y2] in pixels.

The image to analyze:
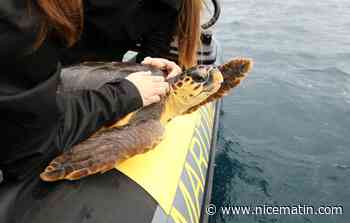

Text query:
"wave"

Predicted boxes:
[[302, 67, 350, 77]]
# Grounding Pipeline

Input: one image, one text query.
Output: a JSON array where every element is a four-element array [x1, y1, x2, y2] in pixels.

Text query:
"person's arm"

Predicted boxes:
[[56, 68, 170, 150], [0, 13, 158, 179], [56, 77, 143, 150]]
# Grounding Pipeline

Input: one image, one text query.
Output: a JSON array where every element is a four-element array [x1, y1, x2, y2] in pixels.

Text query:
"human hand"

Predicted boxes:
[[142, 57, 182, 79], [126, 71, 169, 107]]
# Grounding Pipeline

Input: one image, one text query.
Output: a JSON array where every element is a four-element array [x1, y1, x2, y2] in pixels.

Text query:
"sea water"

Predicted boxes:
[[209, 0, 350, 222]]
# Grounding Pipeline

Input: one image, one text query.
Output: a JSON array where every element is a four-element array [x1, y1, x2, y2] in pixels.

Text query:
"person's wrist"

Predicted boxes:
[[119, 78, 144, 109]]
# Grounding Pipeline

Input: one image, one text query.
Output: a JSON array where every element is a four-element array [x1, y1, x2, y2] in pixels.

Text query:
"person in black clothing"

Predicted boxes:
[[0, 0, 204, 221], [58, 0, 182, 65], [0, 0, 192, 183]]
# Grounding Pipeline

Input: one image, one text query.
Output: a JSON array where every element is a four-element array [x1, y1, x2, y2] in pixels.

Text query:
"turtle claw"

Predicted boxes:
[[40, 166, 66, 182], [65, 168, 90, 181]]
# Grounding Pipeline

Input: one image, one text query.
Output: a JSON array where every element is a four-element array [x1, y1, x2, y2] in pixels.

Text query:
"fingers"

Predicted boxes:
[[142, 57, 166, 68], [148, 95, 161, 104], [126, 71, 152, 78], [142, 57, 173, 67], [126, 71, 165, 82], [140, 75, 166, 85], [142, 57, 182, 79], [154, 82, 169, 95], [126, 70, 166, 84], [125, 70, 169, 107], [167, 63, 182, 79], [151, 76, 166, 82]]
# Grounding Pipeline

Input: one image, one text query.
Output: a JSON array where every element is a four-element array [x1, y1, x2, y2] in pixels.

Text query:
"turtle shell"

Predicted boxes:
[[59, 62, 164, 92]]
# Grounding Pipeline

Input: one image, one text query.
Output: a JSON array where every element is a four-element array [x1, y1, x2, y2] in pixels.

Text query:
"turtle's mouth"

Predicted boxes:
[[201, 66, 224, 92], [204, 67, 223, 87]]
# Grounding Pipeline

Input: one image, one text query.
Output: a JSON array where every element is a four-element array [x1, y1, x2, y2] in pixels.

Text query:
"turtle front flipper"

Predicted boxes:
[[40, 120, 165, 182]]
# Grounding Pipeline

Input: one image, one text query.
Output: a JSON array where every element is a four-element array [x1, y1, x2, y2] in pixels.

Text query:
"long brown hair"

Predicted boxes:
[[176, 0, 203, 68], [33, 0, 83, 48]]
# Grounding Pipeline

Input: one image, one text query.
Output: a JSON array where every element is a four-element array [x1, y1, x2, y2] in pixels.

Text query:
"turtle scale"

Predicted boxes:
[[40, 58, 253, 182]]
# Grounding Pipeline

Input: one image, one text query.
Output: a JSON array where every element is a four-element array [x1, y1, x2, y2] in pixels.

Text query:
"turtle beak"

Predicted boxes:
[[201, 67, 223, 93], [208, 67, 223, 85]]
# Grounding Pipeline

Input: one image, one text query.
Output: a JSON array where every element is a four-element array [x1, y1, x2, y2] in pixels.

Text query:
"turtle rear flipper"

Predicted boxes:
[[40, 120, 165, 182]]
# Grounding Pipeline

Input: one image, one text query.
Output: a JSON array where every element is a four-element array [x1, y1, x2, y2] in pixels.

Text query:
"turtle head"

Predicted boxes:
[[165, 64, 224, 116], [180, 57, 253, 114], [174, 65, 224, 98], [162, 57, 253, 122]]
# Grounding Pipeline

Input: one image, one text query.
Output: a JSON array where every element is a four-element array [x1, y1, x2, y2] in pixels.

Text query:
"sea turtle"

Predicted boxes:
[[40, 57, 253, 182]]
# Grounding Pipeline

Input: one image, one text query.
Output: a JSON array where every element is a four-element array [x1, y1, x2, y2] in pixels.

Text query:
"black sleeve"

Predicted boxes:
[[0, 2, 143, 179], [56, 78, 143, 150]]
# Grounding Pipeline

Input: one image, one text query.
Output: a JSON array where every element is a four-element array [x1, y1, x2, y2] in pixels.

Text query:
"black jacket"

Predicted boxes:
[[0, 0, 180, 182], [60, 0, 180, 64]]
